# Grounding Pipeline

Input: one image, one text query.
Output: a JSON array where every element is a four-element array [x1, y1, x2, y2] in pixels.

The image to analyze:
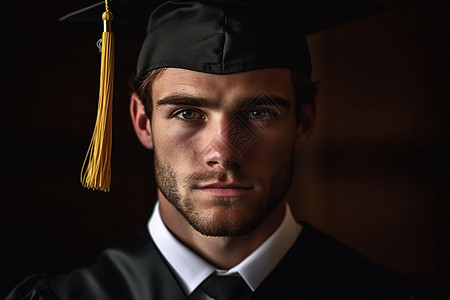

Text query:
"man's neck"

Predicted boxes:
[[158, 197, 287, 270]]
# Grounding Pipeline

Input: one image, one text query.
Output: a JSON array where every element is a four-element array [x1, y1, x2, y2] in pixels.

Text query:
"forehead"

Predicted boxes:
[[151, 68, 296, 104]]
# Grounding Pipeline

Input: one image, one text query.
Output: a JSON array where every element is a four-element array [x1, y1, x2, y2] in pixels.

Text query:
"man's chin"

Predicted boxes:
[[192, 222, 255, 237], [187, 208, 260, 237]]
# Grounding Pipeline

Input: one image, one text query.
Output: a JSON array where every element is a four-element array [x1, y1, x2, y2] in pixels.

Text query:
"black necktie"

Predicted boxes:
[[200, 273, 252, 300]]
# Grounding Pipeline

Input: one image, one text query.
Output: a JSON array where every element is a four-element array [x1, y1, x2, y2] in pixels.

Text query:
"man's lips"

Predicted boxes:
[[193, 182, 252, 196]]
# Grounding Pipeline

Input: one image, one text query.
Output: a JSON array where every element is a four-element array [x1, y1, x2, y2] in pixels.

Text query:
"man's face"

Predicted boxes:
[[146, 68, 309, 237]]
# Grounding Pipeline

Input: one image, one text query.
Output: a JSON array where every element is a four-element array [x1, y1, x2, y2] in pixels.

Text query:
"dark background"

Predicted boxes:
[[1, 0, 448, 298]]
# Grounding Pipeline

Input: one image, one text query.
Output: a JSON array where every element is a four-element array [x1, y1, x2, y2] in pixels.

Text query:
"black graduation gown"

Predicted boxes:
[[4, 222, 440, 300]]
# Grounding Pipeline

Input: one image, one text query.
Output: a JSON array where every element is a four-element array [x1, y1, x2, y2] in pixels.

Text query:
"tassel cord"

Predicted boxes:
[[80, 9, 114, 192]]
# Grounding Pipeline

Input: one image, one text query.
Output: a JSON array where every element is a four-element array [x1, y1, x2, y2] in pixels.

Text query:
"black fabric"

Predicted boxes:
[[200, 273, 252, 300], [4, 222, 441, 300], [135, 1, 312, 76], [5, 228, 188, 300], [4, 274, 57, 300], [251, 223, 440, 299], [60, 0, 386, 77]]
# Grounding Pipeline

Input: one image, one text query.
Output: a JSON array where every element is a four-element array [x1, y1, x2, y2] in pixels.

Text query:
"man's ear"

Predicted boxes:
[[295, 101, 316, 152], [130, 92, 153, 150]]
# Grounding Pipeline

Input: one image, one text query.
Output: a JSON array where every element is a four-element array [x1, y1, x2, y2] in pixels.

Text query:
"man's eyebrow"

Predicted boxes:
[[239, 96, 291, 110], [156, 94, 291, 110], [156, 95, 210, 108]]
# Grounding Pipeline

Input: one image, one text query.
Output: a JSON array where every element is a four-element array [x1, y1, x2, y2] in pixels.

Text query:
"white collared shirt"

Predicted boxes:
[[148, 201, 302, 299]]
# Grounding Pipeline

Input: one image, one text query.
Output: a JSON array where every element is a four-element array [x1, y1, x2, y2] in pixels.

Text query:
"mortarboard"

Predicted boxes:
[[60, 0, 386, 192]]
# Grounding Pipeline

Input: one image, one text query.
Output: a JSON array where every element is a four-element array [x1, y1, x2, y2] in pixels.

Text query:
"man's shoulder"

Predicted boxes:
[[279, 221, 407, 279], [294, 221, 381, 268], [49, 227, 173, 299], [5, 227, 187, 300], [253, 221, 440, 299], [55, 226, 157, 281], [295, 221, 434, 284]]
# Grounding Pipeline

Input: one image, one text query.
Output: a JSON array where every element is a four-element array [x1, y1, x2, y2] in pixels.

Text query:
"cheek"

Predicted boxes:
[[151, 121, 204, 164], [245, 123, 297, 170], [260, 118, 297, 150]]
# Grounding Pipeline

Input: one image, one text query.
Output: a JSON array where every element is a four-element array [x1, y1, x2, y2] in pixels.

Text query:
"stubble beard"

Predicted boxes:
[[154, 151, 295, 237]]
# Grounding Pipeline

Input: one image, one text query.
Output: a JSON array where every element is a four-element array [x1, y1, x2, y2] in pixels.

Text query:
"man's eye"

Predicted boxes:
[[175, 109, 203, 120], [247, 108, 276, 120]]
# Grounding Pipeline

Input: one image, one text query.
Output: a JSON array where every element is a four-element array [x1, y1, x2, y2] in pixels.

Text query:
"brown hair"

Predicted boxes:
[[129, 68, 317, 124]]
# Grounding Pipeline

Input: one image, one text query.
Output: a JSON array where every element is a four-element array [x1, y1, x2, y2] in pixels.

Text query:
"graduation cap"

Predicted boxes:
[[60, 0, 386, 192]]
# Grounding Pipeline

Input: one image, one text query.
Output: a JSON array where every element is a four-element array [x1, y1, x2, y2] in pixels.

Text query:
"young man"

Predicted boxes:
[[5, 0, 440, 299]]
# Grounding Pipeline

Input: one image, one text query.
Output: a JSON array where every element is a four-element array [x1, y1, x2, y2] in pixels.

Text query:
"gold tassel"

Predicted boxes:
[[80, 2, 114, 192]]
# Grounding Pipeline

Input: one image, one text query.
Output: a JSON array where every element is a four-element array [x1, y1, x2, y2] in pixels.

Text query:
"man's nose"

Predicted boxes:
[[202, 116, 256, 170]]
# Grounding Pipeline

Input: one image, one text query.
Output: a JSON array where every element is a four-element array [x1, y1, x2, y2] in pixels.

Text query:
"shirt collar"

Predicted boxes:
[[148, 202, 215, 295], [148, 202, 302, 295], [227, 203, 302, 290]]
